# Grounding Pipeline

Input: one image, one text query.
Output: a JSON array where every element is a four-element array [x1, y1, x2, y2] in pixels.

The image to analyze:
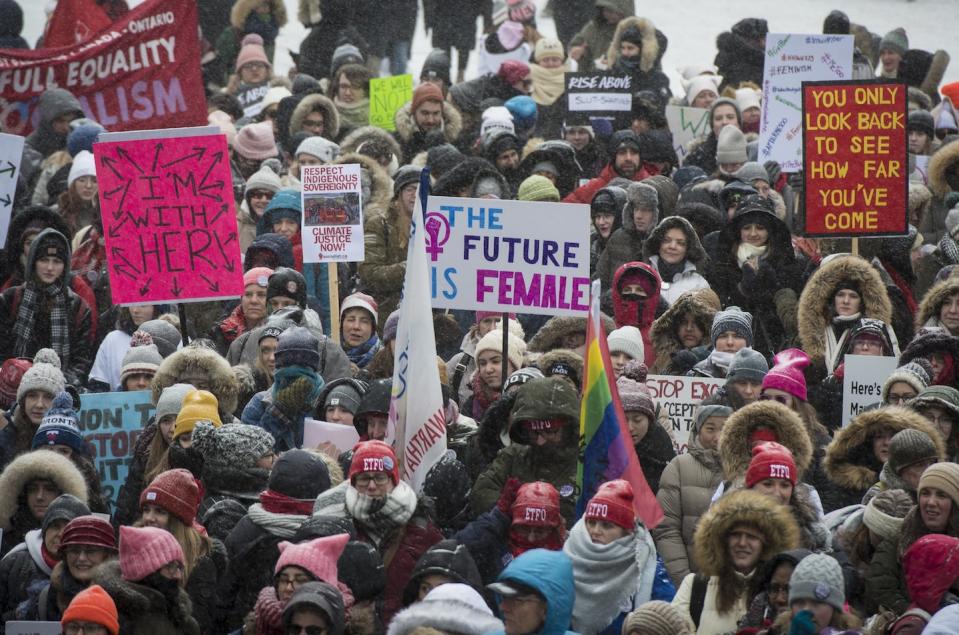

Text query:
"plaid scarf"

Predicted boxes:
[[344, 333, 382, 368], [345, 480, 417, 547], [14, 279, 69, 362]]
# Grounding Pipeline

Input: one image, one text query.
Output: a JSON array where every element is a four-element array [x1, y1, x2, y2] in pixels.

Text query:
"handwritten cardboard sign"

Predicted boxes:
[[78, 390, 155, 507], [802, 80, 909, 237], [758, 34, 854, 172], [645, 374, 725, 453], [301, 163, 364, 263], [370, 74, 413, 132], [565, 72, 632, 113], [841, 354, 898, 425], [94, 128, 244, 305], [424, 196, 591, 316], [665, 106, 709, 164], [0, 132, 23, 248]]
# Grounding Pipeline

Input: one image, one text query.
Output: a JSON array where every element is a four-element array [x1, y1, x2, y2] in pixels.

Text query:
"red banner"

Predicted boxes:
[[802, 80, 908, 237], [0, 0, 206, 136]]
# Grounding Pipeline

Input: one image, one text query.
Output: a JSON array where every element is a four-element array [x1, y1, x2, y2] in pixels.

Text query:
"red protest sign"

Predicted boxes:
[[94, 132, 244, 305], [802, 80, 908, 237], [0, 0, 206, 136]]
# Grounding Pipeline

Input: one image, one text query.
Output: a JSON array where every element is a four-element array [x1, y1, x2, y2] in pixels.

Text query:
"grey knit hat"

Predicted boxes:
[[41, 494, 90, 536], [693, 404, 732, 435], [622, 600, 691, 635], [733, 162, 770, 185], [154, 383, 195, 422], [324, 381, 365, 414], [295, 136, 340, 164], [275, 326, 321, 370], [607, 326, 644, 361], [716, 125, 748, 164], [503, 367, 544, 394], [119, 342, 163, 385], [879, 27, 909, 56], [883, 359, 933, 402], [17, 349, 66, 402], [888, 428, 941, 475], [382, 310, 401, 343], [726, 347, 768, 384], [192, 420, 275, 469], [393, 165, 422, 198], [788, 553, 845, 611], [862, 488, 913, 541], [711, 306, 753, 347], [244, 165, 282, 195], [137, 320, 182, 358]]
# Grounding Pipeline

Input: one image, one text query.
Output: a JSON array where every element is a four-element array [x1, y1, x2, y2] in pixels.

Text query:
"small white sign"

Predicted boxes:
[[841, 354, 899, 425], [304, 418, 361, 454], [0, 132, 25, 248]]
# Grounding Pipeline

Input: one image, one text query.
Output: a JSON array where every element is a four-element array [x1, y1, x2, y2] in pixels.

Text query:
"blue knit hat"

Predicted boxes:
[[33, 391, 87, 456], [264, 189, 303, 224], [66, 121, 105, 157]]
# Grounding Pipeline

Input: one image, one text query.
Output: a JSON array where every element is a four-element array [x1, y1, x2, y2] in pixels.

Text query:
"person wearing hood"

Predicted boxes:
[[643, 216, 710, 306], [863, 428, 944, 504], [595, 181, 659, 291], [94, 525, 200, 634], [313, 441, 443, 624], [564, 131, 651, 205], [683, 98, 742, 176], [688, 306, 753, 379], [825, 406, 942, 511], [454, 480, 567, 586], [898, 327, 959, 388], [616, 361, 675, 493], [606, 17, 672, 103], [705, 195, 801, 357], [394, 84, 463, 164], [390, 582, 504, 635], [607, 262, 662, 368], [151, 343, 240, 424], [654, 405, 731, 585], [889, 533, 959, 633], [907, 385, 959, 460], [648, 289, 720, 375], [0, 228, 93, 387], [916, 275, 959, 336], [866, 463, 959, 615], [244, 232, 296, 271], [714, 18, 768, 90], [238, 166, 282, 254], [21, 89, 85, 186], [464, 326, 527, 421], [487, 548, 576, 635], [281, 580, 346, 635], [400, 539, 484, 606], [0, 493, 89, 621], [257, 189, 304, 270], [472, 377, 581, 523], [736, 548, 812, 631], [568, 0, 634, 72], [564, 480, 674, 635], [589, 186, 626, 278], [221, 449, 334, 627], [671, 489, 799, 635]]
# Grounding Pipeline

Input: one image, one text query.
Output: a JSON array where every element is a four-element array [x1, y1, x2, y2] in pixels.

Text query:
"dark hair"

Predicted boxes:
[[207, 93, 243, 121], [332, 64, 372, 99]]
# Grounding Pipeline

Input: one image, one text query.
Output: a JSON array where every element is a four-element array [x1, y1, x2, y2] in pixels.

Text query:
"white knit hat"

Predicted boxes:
[[67, 150, 97, 187], [296, 136, 340, 164], [475, 328, 526, 372], [685, 75, 721, 105], [607, 326, 644, 361], [735, 87, 762, 112]]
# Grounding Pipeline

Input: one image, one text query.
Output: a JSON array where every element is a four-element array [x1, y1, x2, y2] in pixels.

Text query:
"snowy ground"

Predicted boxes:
[[20, 0, 958, 98]]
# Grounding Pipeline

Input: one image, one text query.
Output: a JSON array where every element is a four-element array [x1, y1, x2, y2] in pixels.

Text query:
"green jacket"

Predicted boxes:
[[358, 202, 409, 319], [569, 0, 634, 72], [864, 535, 909, 615]]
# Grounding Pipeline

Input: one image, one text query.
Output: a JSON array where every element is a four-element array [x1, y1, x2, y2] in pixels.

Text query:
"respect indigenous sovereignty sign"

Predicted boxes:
[[424, 196, 591, 315], [78, 390, 155, 506], [0, 132, 24, 247], [646, 375, 725, 453], [802, 80, 909, 236], [665, 106, 709, 164], [841, 354, 898, 425], [758, 33, 854, 172], [370, 74, 413, 132], [0, 0, 206, 136], [301, 163, 364, 262], [94, 127, 245, 305], [565, 72, 633, 114]]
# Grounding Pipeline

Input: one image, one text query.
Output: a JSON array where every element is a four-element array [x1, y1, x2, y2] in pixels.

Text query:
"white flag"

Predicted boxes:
[[388, 172, 447, 492]]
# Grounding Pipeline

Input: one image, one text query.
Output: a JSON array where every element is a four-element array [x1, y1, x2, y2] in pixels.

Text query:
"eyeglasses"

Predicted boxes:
[[759, 394, 791, 406], [243, 62, 269, 71], [65, 623, 109, 634], [887, 393, 916, 404], [286, 625, 326, 635], [277, 573, 311, 588], [65, 545, 106, 556], [353, 473, 390, 487]]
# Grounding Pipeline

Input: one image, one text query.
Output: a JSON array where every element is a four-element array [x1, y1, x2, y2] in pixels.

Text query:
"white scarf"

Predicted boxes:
[[247, 503, 309, 539], [563, 519, 657, 635], [825, 313, 862, 370], [736, 242, 768, 268], [709, 349, 735, 371], [345, 480, 418, 547]]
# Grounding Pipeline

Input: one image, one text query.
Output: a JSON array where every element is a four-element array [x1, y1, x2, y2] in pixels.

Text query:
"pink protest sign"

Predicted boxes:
[[94, 134, 244, 305]]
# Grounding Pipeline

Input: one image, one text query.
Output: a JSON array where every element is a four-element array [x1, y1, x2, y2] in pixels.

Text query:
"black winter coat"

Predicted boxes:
[[0, 538, 47, 622], [221, 514, 293, 630], [114, 422, 158, 527], [634, 422, 677, 494], [188, 538, 229, 635]]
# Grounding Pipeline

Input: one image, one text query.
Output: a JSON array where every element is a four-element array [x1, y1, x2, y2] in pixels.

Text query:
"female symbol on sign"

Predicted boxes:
[[424, 212, 451, 262]]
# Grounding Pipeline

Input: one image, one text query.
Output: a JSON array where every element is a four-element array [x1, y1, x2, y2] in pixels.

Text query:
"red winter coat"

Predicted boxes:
[[562, 163, 651, 205], [612, 261, 660, 367]]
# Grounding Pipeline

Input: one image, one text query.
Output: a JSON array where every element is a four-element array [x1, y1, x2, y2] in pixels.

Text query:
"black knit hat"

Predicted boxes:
[[908, 110, 935, 139], [338, 540, 386, 601], [822, 10, 850, 35], [608, 130, 641, 162], [392, 165, 422, 199], [268, 449, 330, 499], [426, 144, 463, 179], [267, 267, 307, 308], [401, 539, 483, 606], [353, 379, 392, 437], [294, 515, 357, 542], [41, 494, 90, 536], [421, 48, 451, 85], [422, 456, 472, 530]]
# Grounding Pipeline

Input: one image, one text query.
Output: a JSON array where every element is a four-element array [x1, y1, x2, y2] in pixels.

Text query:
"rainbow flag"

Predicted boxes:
[[576, 279, 663, 528]]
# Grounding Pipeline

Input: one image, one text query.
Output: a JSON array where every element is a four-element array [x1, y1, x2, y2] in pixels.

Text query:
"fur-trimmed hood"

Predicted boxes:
[[387, 590, 504, 635], [151, 345, 239, 416], [290, 94, 341, 141], [335, 152, 392, 215], [928, 138, 959, 197], [824, 406, 943, 491], [693, 490, 800, 578], [528, 314, 615, 353], [719, 401, 812, 482], [0, 451, 88, 530], [393, 100, 463, 144], [606, 17, 660, 73], [94, 560, 198, 632], [231, 0, 287, 30], [797, 255, 893, 362], [917, 276, 959, 330], [649, 288, 720, 372], [339, 125, 404, 167], [643, 216, 708, 270]]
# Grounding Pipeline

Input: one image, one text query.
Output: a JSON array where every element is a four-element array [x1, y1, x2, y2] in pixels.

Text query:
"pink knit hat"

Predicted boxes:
[[235, 33, 271, 72], [234, 121, 279, 160], [118, 525, 184, 582], [244, 266, 274, 288], [761, 348, 811, 402], [274, 534, 350, 585]]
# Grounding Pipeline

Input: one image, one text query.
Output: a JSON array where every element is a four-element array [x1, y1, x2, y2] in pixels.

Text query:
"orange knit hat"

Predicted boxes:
[[61, 584, 119, 635]]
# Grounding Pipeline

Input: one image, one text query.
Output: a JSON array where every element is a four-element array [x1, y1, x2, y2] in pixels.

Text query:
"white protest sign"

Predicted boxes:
[[304, 418, 361, 454], [424, 196, 591, 316], [841, 354, 898, 425], [6, 622, 62, 635], [0, 132, 24, 248], [646, 374, 725, 453], [665, 106, 709, 164], [758, 33, 854, 172], [565, 72, 633, 113], [301, 164, 364, 263]]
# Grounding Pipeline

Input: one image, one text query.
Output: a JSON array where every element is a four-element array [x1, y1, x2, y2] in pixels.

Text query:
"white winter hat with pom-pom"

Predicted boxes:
[[17, 348, 66, 402]]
